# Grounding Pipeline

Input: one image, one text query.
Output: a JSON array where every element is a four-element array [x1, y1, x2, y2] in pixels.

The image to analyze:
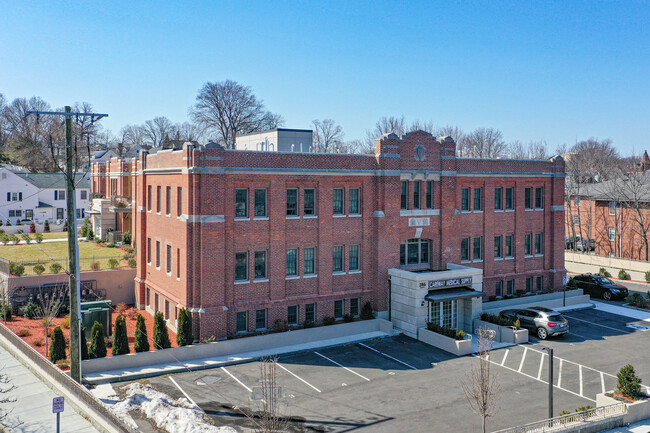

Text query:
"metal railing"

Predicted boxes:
[[492, 403, 627, 433]]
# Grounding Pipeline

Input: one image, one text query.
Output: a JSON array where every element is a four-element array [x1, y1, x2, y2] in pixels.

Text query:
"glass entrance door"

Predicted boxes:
[[428, 300, 458, 328]]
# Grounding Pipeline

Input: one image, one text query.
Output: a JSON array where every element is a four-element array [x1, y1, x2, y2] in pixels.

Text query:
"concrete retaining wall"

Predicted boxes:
[[0, 321, 134, 432], [417, 327, 472, 356], [472, 319, 528, 344], [2, 268, 135, 305], [83, 318, 393, 374], [0, 223, 66, 235], [566, 251, 650, 283], [482, 289, 590, 316], [597, 392, 650, 425]]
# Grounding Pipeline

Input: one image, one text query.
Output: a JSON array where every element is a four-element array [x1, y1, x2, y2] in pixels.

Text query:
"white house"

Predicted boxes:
[[0, 167, 91, 226]]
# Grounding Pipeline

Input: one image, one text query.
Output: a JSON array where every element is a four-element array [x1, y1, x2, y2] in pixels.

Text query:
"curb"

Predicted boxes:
[[84, 331, 392, 385], [555, 303, 596, 313]]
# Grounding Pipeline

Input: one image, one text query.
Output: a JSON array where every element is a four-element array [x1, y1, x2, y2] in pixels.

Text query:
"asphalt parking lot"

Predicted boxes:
[[117, 306, 650, 432]]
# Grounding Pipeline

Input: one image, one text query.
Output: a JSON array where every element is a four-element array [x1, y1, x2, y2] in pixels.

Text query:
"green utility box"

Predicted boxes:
[[80, 300, 112, 338]]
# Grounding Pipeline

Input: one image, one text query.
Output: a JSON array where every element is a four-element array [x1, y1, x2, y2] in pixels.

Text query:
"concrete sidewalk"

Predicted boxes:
[[0, 344, 100, 432], [592, 300, 650, 322], [84, 329, 390, 384], [601, 419, 650, 432]]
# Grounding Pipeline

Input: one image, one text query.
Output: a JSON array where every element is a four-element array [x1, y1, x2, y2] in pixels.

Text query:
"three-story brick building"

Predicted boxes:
[[92, 130, 566, 339]]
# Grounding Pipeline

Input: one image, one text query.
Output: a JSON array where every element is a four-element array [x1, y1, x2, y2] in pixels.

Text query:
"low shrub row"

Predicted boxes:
[[426, 322, 466, 340], [480, 312, 520, 329]]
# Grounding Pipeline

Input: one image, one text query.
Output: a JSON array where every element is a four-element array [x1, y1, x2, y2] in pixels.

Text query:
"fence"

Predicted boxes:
[[492, 403, 627, 433], [9, 255, 135, 275], [0, 320, 135, 432]]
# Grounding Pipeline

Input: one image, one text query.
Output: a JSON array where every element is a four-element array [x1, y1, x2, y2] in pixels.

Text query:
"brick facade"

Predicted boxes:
[[92, 131, 566, 340]]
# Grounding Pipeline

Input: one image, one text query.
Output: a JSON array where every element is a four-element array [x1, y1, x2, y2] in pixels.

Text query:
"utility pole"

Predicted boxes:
[[26, 107, 107, 383]]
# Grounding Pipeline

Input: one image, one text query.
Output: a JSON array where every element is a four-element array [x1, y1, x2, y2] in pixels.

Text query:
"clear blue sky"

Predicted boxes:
[[1, 1, 648, 154]]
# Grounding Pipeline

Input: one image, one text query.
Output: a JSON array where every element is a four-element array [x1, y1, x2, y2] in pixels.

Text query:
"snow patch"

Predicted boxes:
[[109, 382, 235, 433]]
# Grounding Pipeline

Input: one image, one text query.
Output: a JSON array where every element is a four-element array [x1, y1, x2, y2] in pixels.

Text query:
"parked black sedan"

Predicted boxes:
[[569, 274, 629, 300]]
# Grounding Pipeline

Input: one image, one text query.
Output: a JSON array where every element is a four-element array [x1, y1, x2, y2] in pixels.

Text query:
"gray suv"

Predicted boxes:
[[499, 306, 569, 340]]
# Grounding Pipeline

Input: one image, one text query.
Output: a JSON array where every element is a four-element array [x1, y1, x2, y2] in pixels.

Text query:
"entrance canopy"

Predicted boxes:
[[424, 287, 485, 303]]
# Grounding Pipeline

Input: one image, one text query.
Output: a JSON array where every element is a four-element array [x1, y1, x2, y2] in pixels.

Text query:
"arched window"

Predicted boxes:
[[400, 239, 430, 265]]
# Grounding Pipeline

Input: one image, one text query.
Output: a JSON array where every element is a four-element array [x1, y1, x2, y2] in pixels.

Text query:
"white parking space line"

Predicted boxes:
[[579, 365, 584, 397], [600, 372, 606, 394], [169, 376, 200, 408], [501, 349, 509, 366], [563, 314, 633, 334], [476, 354, 596, 403], [537, 353, 544, 380], [314, 352, 370, 381], [518, 347, 528, 372], [274, 361, 322, 393], [220, 367, 253, 393], [358, 342, 417, 370], [557, 359, 563, 388]]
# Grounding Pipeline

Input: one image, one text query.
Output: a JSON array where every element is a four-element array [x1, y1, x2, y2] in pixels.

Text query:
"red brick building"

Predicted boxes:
[[566, 169, 650, 261], [92, 131, 566, 339]]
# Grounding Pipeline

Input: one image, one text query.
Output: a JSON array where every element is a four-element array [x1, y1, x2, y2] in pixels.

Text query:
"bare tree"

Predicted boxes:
[[613, 170, 650, 261], [256, 358, 289, 433], [509, 140, 549, 160], [190, 80, 283, 148], [463, 128, 507, 158], [361, 115, 407, 153], [312, 119, 344, 153], [142, 116, 175, 148], [171, 121, 205, 143], [38, 284, 68, 357], [461, 328, 500, 433], [408, 119, 436, 135]]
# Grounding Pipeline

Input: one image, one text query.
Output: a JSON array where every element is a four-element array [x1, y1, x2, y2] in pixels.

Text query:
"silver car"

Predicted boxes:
[[499, 306, 569, 340]]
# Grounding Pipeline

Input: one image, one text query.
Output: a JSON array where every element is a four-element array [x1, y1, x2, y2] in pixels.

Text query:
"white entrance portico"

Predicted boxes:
[[389, 264, 484, 338]]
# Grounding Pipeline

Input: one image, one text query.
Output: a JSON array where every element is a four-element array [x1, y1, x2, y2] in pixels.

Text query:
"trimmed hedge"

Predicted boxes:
[[480, 312, 518, 328], [426, 322, 466, 340]]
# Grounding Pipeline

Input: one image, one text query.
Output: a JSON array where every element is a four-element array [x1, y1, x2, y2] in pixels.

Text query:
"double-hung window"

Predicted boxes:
[[304, 247, 315, 274], [350, 298, 360, 316], [256, 309, 267, 330], [349, 245, 359, 271], [608, 227, 616, 242], [426, 181, 433, 209], [305, 303, 315, 323], [334, 300, 344, 318], [177, 187, 183, 216], [505, 187, 514, 210], [286, 249, 298, 276], [333, 245, 344, 272], [494, 235, 502, 258], [505, 235, 514, 258], [166, 186, 171, 215], [286, 189, 298, 216], [155, 241, 161, 268], [349, 188, 360, 214], [494, 188, 503, 210], [254, 188, 267, 217], [413, 182, 421, 210], [147, 185, 152, 211], [535, 187, 544, 209], [401, 181, 408, 210], [304, 188, 315, 215], [474, 188, 483, 211], [254, 251, 267, 279], [535, 233, 543, 255], [288, 306, 298, 325], [166, 245, 172, 273], [236, 312, 247, 332], [461, 237, 470, 261], [235, 252, 248, 281], [156, 186, 161, 213], [473, 237, 483, 260], [507, 279, 515, 296], [525, 187, 533, 209], [235, 189, 248, 217], [333, 188, 344, 215], [525, 234, 532, 255], [609, 202, 616, 215], [495, 281, 503, 297], [461, 188, 470, 211]]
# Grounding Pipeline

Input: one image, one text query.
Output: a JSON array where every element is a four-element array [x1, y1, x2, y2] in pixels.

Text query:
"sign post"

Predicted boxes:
[[563, 275, 568, 307], [53, 396, 64, 433]]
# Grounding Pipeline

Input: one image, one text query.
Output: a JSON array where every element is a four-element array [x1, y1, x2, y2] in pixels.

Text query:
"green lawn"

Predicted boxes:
[[0, 241, 131, 275]]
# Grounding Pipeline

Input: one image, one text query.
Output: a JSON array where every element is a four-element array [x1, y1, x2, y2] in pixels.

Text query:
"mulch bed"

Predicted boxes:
[[1, 305, 178, 365]]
